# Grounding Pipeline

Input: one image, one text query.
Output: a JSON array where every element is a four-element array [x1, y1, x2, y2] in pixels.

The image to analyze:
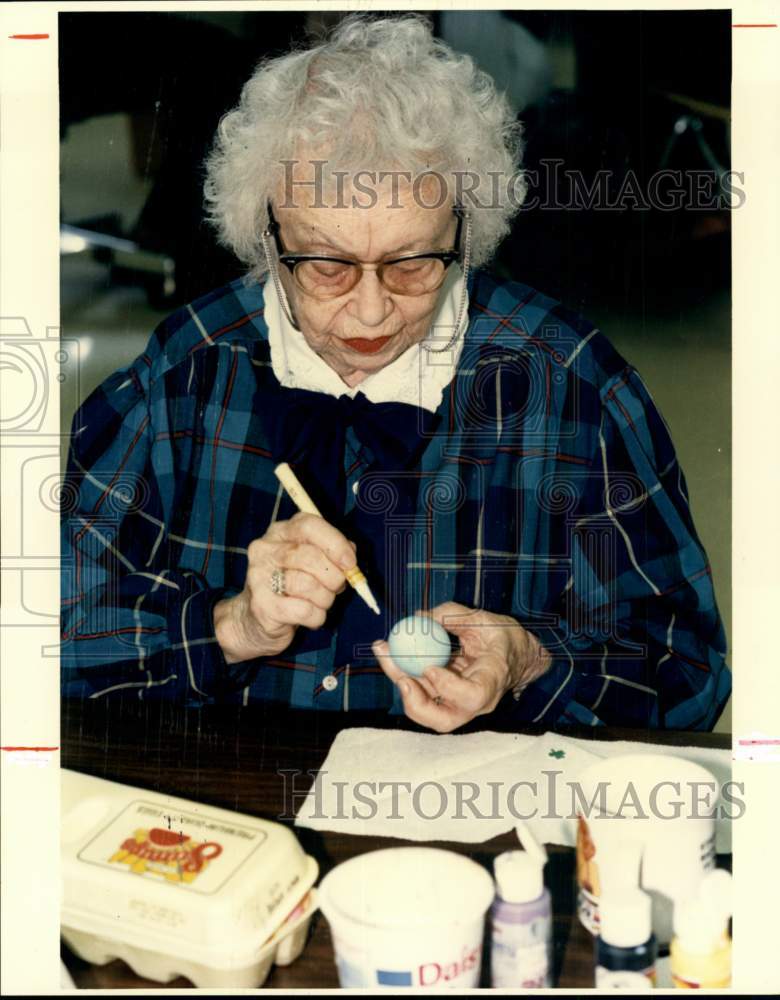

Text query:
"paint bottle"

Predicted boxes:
[[670, 869, 732, 988], [490, 850, 553, 988], [595, 888, 657, 989]]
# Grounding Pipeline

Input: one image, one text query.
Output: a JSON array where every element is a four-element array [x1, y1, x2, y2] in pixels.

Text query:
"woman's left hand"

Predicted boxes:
[[372, 601, 553, 733]]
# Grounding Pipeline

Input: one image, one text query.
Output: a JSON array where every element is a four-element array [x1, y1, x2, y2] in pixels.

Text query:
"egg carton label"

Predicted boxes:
[[77, 800, 267, 894]]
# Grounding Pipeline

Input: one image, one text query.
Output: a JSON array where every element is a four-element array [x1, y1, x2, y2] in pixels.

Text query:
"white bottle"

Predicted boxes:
[[490, 850, 553, 988]]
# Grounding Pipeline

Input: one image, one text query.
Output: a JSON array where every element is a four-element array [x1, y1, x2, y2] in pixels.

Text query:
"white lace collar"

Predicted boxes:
[[264, 265, 468, 413]]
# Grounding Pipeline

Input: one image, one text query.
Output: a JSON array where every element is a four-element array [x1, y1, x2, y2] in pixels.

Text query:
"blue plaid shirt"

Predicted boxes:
[[61, 269, 731, 728]]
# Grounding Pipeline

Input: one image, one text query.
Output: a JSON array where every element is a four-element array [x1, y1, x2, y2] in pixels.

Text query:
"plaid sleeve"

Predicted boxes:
[[513, 366, 731, 730], [60, 328, 243, 703]]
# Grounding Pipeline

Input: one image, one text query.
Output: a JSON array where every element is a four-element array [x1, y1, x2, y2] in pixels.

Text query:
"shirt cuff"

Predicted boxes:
[[501, 621, 601, 724], [167, 585, 240, 700]]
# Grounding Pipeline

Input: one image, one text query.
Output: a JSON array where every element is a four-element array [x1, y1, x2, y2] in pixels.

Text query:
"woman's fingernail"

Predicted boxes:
[[400, 682, 411, 696]]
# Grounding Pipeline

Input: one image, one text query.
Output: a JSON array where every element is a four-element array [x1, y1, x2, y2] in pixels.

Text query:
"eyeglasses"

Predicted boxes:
[[263, 203, 464, 299]]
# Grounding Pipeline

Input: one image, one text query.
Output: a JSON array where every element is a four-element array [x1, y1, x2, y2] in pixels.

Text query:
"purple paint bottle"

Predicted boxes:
[[490, 851, 553, 988]]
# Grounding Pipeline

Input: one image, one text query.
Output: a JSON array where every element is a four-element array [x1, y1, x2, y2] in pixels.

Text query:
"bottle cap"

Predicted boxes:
[[494, 851, 544, 904], [698, 868, 732, 919], [599, 889, 652, 948], [673, 897, 729, 954]]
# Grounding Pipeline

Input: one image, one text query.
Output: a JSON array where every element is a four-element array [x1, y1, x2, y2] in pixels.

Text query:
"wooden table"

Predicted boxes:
[[60, 698, 730, 989]]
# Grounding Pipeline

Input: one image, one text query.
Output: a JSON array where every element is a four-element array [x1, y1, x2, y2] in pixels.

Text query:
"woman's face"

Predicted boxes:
[[272, 188, 458, 387]]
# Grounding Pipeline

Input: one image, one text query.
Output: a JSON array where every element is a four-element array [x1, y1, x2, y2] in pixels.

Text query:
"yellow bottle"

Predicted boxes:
[[670, 870, 732, 989]]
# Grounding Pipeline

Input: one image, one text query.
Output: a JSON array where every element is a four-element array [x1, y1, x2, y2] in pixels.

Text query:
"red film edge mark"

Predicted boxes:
[[737, 738, 780, 746], [9, 34, 50, 39], [732, 24, 778, 27], [1, 746, 59, 752]]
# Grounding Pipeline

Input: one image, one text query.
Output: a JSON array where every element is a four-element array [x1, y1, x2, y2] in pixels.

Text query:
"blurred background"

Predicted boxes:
[[59, 9, 732, 730]]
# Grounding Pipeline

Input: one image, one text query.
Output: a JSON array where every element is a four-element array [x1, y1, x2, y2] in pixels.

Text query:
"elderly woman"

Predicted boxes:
[[62, 14, 731, 731]]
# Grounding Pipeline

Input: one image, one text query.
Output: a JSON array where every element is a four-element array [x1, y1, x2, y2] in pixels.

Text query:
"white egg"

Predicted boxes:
[[387, 615, 452, 676]]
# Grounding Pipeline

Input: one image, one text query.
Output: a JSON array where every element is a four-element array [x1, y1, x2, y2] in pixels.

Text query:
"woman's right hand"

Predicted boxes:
[[213, 512, 356, 664]]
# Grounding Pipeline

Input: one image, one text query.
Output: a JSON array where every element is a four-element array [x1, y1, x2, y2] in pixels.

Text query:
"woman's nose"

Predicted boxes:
[[347, 269, 393, 327]]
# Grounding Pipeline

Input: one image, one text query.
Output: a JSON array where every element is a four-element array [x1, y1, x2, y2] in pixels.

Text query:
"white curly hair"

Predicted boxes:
[[203, 13, 526, 282]]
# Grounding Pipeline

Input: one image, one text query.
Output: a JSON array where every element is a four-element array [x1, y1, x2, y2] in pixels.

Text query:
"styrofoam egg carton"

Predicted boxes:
[[61, 769, 318, 987]]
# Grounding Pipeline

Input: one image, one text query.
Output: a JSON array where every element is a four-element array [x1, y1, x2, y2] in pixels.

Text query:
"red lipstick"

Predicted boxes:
[[344, 336, 393, 355]]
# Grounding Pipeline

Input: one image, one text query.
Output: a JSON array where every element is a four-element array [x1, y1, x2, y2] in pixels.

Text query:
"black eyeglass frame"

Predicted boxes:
[[264, 202, 465, 291]]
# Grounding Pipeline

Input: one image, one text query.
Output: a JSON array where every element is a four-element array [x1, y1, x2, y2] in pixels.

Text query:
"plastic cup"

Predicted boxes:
[[319, 847, 495, 989], [574, 753, 718, 945]]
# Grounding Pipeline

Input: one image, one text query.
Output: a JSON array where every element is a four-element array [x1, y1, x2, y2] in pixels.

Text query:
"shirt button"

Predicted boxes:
[[352, 480, 360, 495], [322, 674, 339, 692]]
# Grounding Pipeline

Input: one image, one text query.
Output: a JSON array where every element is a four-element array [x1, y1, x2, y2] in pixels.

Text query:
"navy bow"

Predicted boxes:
[[261, 382, 440, 521], [256, 376, 442, 671]]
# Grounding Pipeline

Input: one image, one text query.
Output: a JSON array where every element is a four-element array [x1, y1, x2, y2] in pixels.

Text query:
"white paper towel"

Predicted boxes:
[[295, 729, 733, 853]]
